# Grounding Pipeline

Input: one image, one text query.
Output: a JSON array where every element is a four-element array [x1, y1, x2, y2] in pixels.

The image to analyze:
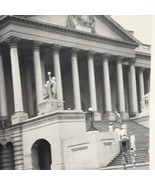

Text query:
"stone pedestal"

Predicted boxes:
[[103, 112, 115, 122], [38, 99, 64, 115], [120, 112, 129, 121], [93, 111, 101, 121], [11, 112, 28, 125]]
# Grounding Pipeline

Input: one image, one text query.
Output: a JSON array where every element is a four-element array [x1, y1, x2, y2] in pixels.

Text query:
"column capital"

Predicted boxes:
[[102, 53, 111, 60], [87, 50, 96, 59], [71, 48, 79, 57], [5, 36, 21, 47], [52, 44, 62, 53], [138, 67, 145, 72], [32, 40, 43, 49], [116, 55, 124, 62], [129, 58, 136, 64]]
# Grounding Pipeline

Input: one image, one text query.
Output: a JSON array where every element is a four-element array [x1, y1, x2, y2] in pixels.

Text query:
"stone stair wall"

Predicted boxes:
[[108, 120, 149, 166], [0, 142, 14, 170], [86, 118, 149, 167]]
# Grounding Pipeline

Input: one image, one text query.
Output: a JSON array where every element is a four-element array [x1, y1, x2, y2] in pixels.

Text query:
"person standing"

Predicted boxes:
[[115, 110, 121, 124], [121, 122, 128, 135], [115, 125, 121, 149], [108, 122, 113, 132], [121, 134, 129, 152], [130, 147, 136, 169], [130, 132, 136, 151], [120, 122, 127, 137], [115, 125, 121, 141], [122, 151, 128, 170]]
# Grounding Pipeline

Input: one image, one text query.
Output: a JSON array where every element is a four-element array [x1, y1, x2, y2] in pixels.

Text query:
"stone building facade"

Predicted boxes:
[[0, 15, 150, 170]]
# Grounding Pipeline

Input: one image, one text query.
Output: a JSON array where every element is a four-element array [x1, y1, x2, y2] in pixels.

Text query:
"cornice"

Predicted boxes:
[[135, 51, 151, 59], [100, 15, 141, 45], [0, 15, 138, 48]]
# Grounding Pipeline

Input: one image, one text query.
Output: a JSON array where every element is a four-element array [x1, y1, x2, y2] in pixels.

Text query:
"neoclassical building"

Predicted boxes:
[[0, 15, 150, 170]]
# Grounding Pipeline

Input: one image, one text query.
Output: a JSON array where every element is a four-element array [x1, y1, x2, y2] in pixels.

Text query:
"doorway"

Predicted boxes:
[[31, 139, 52, 170]]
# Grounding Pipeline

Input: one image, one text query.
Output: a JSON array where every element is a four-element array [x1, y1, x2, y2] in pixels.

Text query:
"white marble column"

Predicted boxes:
[[26, 65, 34, 117], [116, 56, 126, 112], [87, 51, 97, 111], [102, 54, 115, 121], [129, 59, 138, 115], [128, 69, 133, 115], [71, 48, 81, 110], [52, 44, 63, 101], [0, 47, 8, 118], [5, 36, 28, 124], [87, 51, 101, 121], [147, 69, 150, 93], [41, 59, 46, 86], [102, 54, 112, 112], [116, 56, 128, 120], [32, 41, 43, 105], [138, 67, 145, 101]]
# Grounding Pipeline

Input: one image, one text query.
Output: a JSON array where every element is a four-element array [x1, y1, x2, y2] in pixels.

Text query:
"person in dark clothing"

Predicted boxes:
[[121, 134, 129, 152], [122, 151, 128, 170]]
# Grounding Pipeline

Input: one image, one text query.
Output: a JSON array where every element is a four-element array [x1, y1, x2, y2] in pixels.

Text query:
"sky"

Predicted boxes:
[[112, 15, 152, 45]]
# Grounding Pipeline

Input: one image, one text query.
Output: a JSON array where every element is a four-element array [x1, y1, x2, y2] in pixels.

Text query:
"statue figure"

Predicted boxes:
[[43, 80, 50, 99], [140, 92, 150, 115], [140, 99, 145, 112], [66, 15, 96, 33], [43, 72, 57, 100], [144, 93, 149, 108], [51, 77, 57, 99], [66, 15, 76, 29]]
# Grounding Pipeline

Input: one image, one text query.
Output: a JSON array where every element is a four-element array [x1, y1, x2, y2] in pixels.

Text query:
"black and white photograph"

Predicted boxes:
[[0, 2, 154, 178]]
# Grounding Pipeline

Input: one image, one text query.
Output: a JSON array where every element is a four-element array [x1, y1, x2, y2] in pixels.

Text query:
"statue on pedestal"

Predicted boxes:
[[43, 72, 57, 100], [39, 72, 63, 115], [140, 92, 150, 115]]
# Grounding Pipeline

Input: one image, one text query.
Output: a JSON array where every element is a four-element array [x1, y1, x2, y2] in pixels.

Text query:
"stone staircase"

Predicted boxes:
[[86, 118, 149, 167]]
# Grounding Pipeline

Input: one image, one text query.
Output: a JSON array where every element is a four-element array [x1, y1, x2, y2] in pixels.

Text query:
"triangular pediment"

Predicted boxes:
[[22, 15, 137, 43]]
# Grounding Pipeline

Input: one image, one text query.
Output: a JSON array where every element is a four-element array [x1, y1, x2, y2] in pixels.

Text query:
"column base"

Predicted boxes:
[[130, 112, 139, 117], [120, 112, 129, 121], [38, 99, 64, 115], [103, 112, 115, 122], [0, 116, 10, 128], [0, 116, 8, 120], [11, 112, 28, 125], [93, 111, 101, 121]]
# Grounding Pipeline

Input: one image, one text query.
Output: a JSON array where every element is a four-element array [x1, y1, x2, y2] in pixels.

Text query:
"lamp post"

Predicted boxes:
[[88, 107, 97, 131]]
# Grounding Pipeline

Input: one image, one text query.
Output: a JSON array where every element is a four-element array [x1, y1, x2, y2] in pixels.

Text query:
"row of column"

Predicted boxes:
[[0, 36, 150, 122]]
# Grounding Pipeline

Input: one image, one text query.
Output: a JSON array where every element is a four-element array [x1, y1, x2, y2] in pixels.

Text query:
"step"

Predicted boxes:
[[100, 162, 149, 170]]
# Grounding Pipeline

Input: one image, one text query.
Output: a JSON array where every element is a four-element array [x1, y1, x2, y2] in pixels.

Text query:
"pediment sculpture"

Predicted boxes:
[[66, 15, 96, 33]]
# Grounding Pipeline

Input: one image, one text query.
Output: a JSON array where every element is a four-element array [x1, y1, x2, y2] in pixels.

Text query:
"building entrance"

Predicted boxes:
[[31, 139, 52, 170]]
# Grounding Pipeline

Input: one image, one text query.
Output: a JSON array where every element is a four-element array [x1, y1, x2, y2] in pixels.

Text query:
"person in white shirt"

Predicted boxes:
[[115, 110, 121, 124], [130, 132, 136, 151], [130, 147, 136, 169], [120, 127, 126, 138], [108, 122, 113, 132], [115, 125, 121, 142], [120, 122, 127, 136], [115, 125, 121, 150]]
